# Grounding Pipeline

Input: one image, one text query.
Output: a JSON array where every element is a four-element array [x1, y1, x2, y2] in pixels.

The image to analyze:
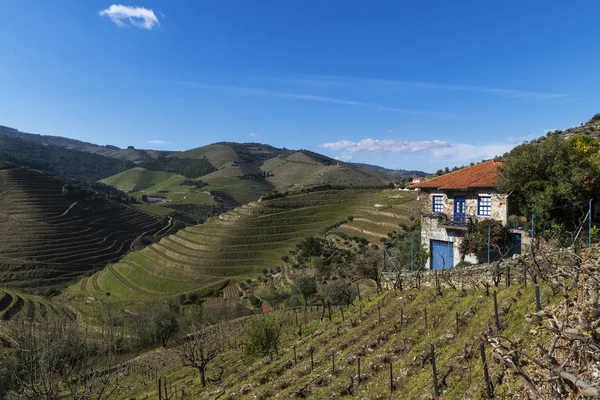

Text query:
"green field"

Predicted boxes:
[[100, 167, 178, 193], [69, 189, 417, 300]]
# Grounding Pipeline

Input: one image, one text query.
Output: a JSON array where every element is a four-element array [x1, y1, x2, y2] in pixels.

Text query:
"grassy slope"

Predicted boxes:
[[173, 143, 241, 168], [100, 167, 178, 193], [115, 282, 558, 399], [68, 190, 416, 300], [263, 152, 389, 192], [336, 192, 418, 244]]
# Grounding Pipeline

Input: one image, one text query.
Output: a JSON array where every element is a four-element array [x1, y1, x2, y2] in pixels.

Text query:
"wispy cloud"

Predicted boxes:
[[320, 138, 451, 153], [333, 156, 353, 162], [170, 80, 451, 116], [148, 140, 169, 144], [387, 129, 396, 134], [275, 74, 566, 100], [249, 132, 259, 137], [397, 81, 566, 100], [99, 5, 160, 30]]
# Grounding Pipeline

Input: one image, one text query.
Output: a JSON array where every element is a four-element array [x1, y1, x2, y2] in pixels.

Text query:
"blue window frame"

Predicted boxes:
[[432, 196, 443, 213], [478, 196, 491, 216]]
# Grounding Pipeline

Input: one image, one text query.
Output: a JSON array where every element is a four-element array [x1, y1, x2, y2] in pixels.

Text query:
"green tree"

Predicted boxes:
[[292, 276, 317, 305], [323, 280, 357, 305], [154, 310, 180, 347], [245, 313, 284, 360], [499, 135, 600, 232]]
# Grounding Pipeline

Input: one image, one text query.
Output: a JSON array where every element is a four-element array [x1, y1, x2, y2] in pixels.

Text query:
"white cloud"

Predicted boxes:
[[333, 156, 353, 162], [148, 140, 169, 144], [99, 5, 160, 30], [249, 132, 259, 137], [320, 138, 451, 153]]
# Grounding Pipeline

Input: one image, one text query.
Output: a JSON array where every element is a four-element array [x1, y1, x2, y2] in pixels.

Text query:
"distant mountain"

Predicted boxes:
[[174, 142, 392, 191], [0, 124, 420, 196], [0, 125, 171, 162], [0, 134, 133, 182], [351, 162, 428, 179]]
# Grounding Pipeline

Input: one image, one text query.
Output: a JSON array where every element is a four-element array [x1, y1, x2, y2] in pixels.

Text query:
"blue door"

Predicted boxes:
[[431, 240, 454, 270], [510, 233, 522, 255], [454, 196, 466, 225]]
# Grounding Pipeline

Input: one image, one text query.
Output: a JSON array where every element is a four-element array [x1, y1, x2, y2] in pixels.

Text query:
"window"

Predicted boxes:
[[432, 196, 443, 213], [478, 196, 491, 216]]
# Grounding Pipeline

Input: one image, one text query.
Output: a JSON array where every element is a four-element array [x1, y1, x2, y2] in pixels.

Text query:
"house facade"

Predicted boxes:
[[411, 160, 524, 270]]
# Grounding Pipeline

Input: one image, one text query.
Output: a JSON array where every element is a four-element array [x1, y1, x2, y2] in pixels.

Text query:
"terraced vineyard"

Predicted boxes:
[[72, 189, 417, 299], [0, 288, 75, 346], [0, 164, 166, 293], [335, 192, 418, 244]]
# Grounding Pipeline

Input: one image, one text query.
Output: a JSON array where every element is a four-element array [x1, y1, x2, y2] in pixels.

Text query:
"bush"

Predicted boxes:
[[323, 281, 357, 305], [455, 261, 473, 269], [245, 313, 284, 360], [459, 219, 512, 260]]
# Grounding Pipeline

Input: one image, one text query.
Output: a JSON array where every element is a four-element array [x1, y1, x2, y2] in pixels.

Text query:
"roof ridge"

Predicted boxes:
[[425, 159, 495, 180], [411, 159, 501, 191]]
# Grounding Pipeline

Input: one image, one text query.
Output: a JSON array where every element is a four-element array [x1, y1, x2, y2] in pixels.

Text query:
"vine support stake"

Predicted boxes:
[[493, 291, 501, 331], [431, 344, 439, 397], [480, 342, 494, 399], [389, 362, 394, 393]]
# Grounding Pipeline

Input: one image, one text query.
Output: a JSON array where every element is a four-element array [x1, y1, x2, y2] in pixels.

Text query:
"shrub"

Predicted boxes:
[[245, 313, 285, 360], [459, 219, 512, 260], [323, 281, 357, 305]]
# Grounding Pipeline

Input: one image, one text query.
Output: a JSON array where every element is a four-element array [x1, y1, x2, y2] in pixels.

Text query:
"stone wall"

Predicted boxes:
[[381, 255, 527, 291]]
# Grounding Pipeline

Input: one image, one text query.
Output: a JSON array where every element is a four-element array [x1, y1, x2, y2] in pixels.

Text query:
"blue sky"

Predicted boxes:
[[1, 1, 599, 172]]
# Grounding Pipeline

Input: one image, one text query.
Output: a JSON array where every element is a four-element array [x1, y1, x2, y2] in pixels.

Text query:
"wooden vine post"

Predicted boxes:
[[493, 291, 501, 331], [480, 342, 494, 398], [389, 361, 394, 393], [455, 311, 459, 335], [431, 344, 439, 397]]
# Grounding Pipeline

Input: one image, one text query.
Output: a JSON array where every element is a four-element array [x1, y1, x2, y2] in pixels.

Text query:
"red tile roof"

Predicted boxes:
[[411, 160, 503, 191]]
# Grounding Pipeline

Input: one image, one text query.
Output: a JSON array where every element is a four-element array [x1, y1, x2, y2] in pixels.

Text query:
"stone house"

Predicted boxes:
[[411, 160, 525, 270]]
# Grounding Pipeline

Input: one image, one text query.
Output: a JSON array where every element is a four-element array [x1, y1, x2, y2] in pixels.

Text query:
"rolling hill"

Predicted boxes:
[[0, 125, 171, 162], [69, 188, 417, 300], [175, 142, 395, 192], [0, 163, 167, 294]]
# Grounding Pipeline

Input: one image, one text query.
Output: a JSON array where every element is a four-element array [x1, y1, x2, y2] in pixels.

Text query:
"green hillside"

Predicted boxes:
[[103, 277, 561, 399], [0, 134, 133, 182], [69, 189, 417, 300], [0, 163, 166, 294], [100, 167, 179, 192], [0, 125, 172, 162]]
